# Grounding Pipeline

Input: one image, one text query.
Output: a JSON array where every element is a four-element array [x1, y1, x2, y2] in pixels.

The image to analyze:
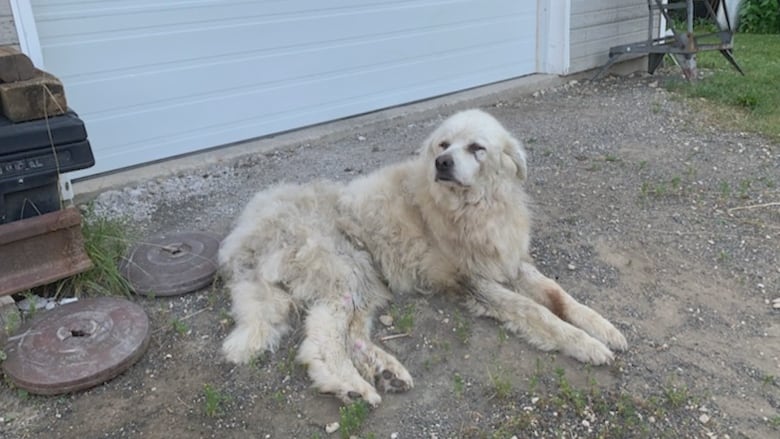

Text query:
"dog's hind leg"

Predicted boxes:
[[347, 308, 414, 394], [517, 262, 628, 352], [222, 279, 292, 364], [297, 300, 382, 407]]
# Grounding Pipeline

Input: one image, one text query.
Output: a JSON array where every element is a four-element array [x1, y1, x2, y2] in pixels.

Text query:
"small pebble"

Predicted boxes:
[[325, 422, 340, 433], [567, 264, 576, 270], [391, 433, 399, 439], [379, 315, 394, 326], [699, 414, 710, 424]]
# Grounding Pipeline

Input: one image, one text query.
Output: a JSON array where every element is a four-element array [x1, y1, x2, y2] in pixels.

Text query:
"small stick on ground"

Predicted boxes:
[[728, 201, 780, 214], [379, 333, 410, 342]]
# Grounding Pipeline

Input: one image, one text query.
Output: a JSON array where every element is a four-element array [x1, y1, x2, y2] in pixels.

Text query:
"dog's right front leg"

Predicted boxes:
[[462, 278, 615, 365]]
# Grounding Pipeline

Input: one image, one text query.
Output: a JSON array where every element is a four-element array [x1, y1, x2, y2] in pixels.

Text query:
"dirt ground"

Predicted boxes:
[[1, 72, 778, 439]]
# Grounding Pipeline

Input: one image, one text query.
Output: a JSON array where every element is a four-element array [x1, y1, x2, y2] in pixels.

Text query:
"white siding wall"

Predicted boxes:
[[0, 0, 18, 47], [570, 0, 648, 73]]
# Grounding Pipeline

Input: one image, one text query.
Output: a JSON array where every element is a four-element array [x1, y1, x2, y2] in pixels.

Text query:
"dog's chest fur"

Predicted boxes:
[[340, 159, 531, 294]]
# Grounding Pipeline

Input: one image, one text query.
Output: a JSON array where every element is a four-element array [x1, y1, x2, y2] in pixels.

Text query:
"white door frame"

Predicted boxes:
[[9, 0, 44, 68], [537, 0, 570, 75]]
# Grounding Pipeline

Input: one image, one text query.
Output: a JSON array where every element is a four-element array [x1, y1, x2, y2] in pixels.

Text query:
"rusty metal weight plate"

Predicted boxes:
[[2, 297, 150, 395], [119, 231, 219, 297]]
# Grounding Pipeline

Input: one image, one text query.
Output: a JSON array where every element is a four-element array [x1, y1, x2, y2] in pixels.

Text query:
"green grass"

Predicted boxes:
[[487, 367, 513, 400], [339, 400, 370, 439], [663, 383, 690, 408], [553, 367, 588, 415], [11, 207, 133, 300], [276, 348, 298, 376], [497, 326, 508, 344], [202, 384, 229, 417], [453, 373, 465, 398], [271, 389, 286, 404], [453, 310, 472, 345], [665, 33, 780, 140], [70, 207, 134, 297], [171, 318, 189, 336], [390, 304, 415, 333]]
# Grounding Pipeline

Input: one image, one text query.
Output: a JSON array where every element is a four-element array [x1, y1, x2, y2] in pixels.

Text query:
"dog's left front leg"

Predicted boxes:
[[462, 277, 615, 365], [516, 262, 628, 352]]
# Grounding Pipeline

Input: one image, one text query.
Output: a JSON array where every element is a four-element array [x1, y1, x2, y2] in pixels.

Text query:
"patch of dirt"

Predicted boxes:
[[2, 74, 778, 438]]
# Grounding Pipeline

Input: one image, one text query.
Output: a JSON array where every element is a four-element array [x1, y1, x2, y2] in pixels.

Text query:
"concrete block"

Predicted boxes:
[[0, 46, 36, 83], [0, 70, 67, 122]]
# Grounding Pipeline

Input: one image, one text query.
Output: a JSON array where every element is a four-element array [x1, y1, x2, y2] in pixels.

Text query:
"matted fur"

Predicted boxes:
[[220, 109, 627, 406]]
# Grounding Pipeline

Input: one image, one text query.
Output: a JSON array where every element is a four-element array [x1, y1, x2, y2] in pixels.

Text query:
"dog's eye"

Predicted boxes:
[[438, 141, 450, 149], [468, 143, 485, 153]]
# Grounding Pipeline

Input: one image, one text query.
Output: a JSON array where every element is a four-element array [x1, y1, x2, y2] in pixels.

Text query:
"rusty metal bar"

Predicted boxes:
[[0, 207, 92, 296]]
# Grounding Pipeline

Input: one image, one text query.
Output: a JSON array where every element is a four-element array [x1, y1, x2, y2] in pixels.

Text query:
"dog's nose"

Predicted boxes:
[[435, 155, 454, 172]]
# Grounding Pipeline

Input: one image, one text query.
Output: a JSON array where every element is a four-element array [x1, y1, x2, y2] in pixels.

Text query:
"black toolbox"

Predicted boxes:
[[0, 111, 95, 223]]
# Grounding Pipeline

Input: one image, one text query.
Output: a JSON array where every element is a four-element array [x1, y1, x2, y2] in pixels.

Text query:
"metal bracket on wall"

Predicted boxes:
[[593, 0, 744, 81]]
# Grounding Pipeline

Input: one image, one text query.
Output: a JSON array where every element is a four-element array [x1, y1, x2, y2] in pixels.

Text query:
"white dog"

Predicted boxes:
[[219, 109, 627, 406]]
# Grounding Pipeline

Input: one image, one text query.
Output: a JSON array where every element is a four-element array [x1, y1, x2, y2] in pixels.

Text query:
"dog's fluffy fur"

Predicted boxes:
[[220, 109, 627, 406]]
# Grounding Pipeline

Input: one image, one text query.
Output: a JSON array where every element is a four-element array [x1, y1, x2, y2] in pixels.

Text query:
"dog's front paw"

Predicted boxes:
[[584, 318, 628, 352], [602, 325, 628, 352], [563, 335, 614, 365]]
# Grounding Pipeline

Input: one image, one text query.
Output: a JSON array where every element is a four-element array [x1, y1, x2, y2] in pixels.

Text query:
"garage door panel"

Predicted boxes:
[[89, 39, 527, 152], [66, 16, 532, 116], [90, 58, 526, 176], [32, 0, 537, 176], [40, 2, 527, 78], [36, 0, 521, 40], [33, 0, 411, 34]]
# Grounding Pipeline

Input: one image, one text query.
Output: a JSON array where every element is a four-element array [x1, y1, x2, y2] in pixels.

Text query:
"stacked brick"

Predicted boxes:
[[0, 46, 67, 122]]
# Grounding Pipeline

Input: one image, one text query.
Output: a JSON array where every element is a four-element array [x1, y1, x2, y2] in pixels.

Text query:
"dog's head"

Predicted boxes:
[[422, 109, 527, 190]]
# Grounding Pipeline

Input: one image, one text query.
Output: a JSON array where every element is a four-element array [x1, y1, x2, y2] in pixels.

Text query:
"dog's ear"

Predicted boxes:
[[503, 134, 527, 180]]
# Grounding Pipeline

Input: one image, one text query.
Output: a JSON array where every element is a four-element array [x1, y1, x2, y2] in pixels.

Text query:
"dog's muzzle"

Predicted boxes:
[[435, 154, 455, 182]]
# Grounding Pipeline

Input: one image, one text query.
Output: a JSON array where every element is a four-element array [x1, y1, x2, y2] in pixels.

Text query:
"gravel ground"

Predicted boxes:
[[1, 72, 778, 439]]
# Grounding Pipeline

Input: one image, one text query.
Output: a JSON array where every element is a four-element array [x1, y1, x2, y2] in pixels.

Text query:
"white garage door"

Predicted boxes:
[[31, 0, 537, 177]]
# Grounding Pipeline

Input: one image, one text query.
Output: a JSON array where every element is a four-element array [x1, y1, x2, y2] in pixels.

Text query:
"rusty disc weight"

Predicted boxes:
[[120, 232, 219, 296], [2, 297, 150, 395]]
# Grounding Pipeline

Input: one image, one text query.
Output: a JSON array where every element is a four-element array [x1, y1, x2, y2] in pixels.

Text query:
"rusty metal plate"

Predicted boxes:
[[0, 207, 93, 297], [120, 231, 219, 297], [2, 297, 150, 395]]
